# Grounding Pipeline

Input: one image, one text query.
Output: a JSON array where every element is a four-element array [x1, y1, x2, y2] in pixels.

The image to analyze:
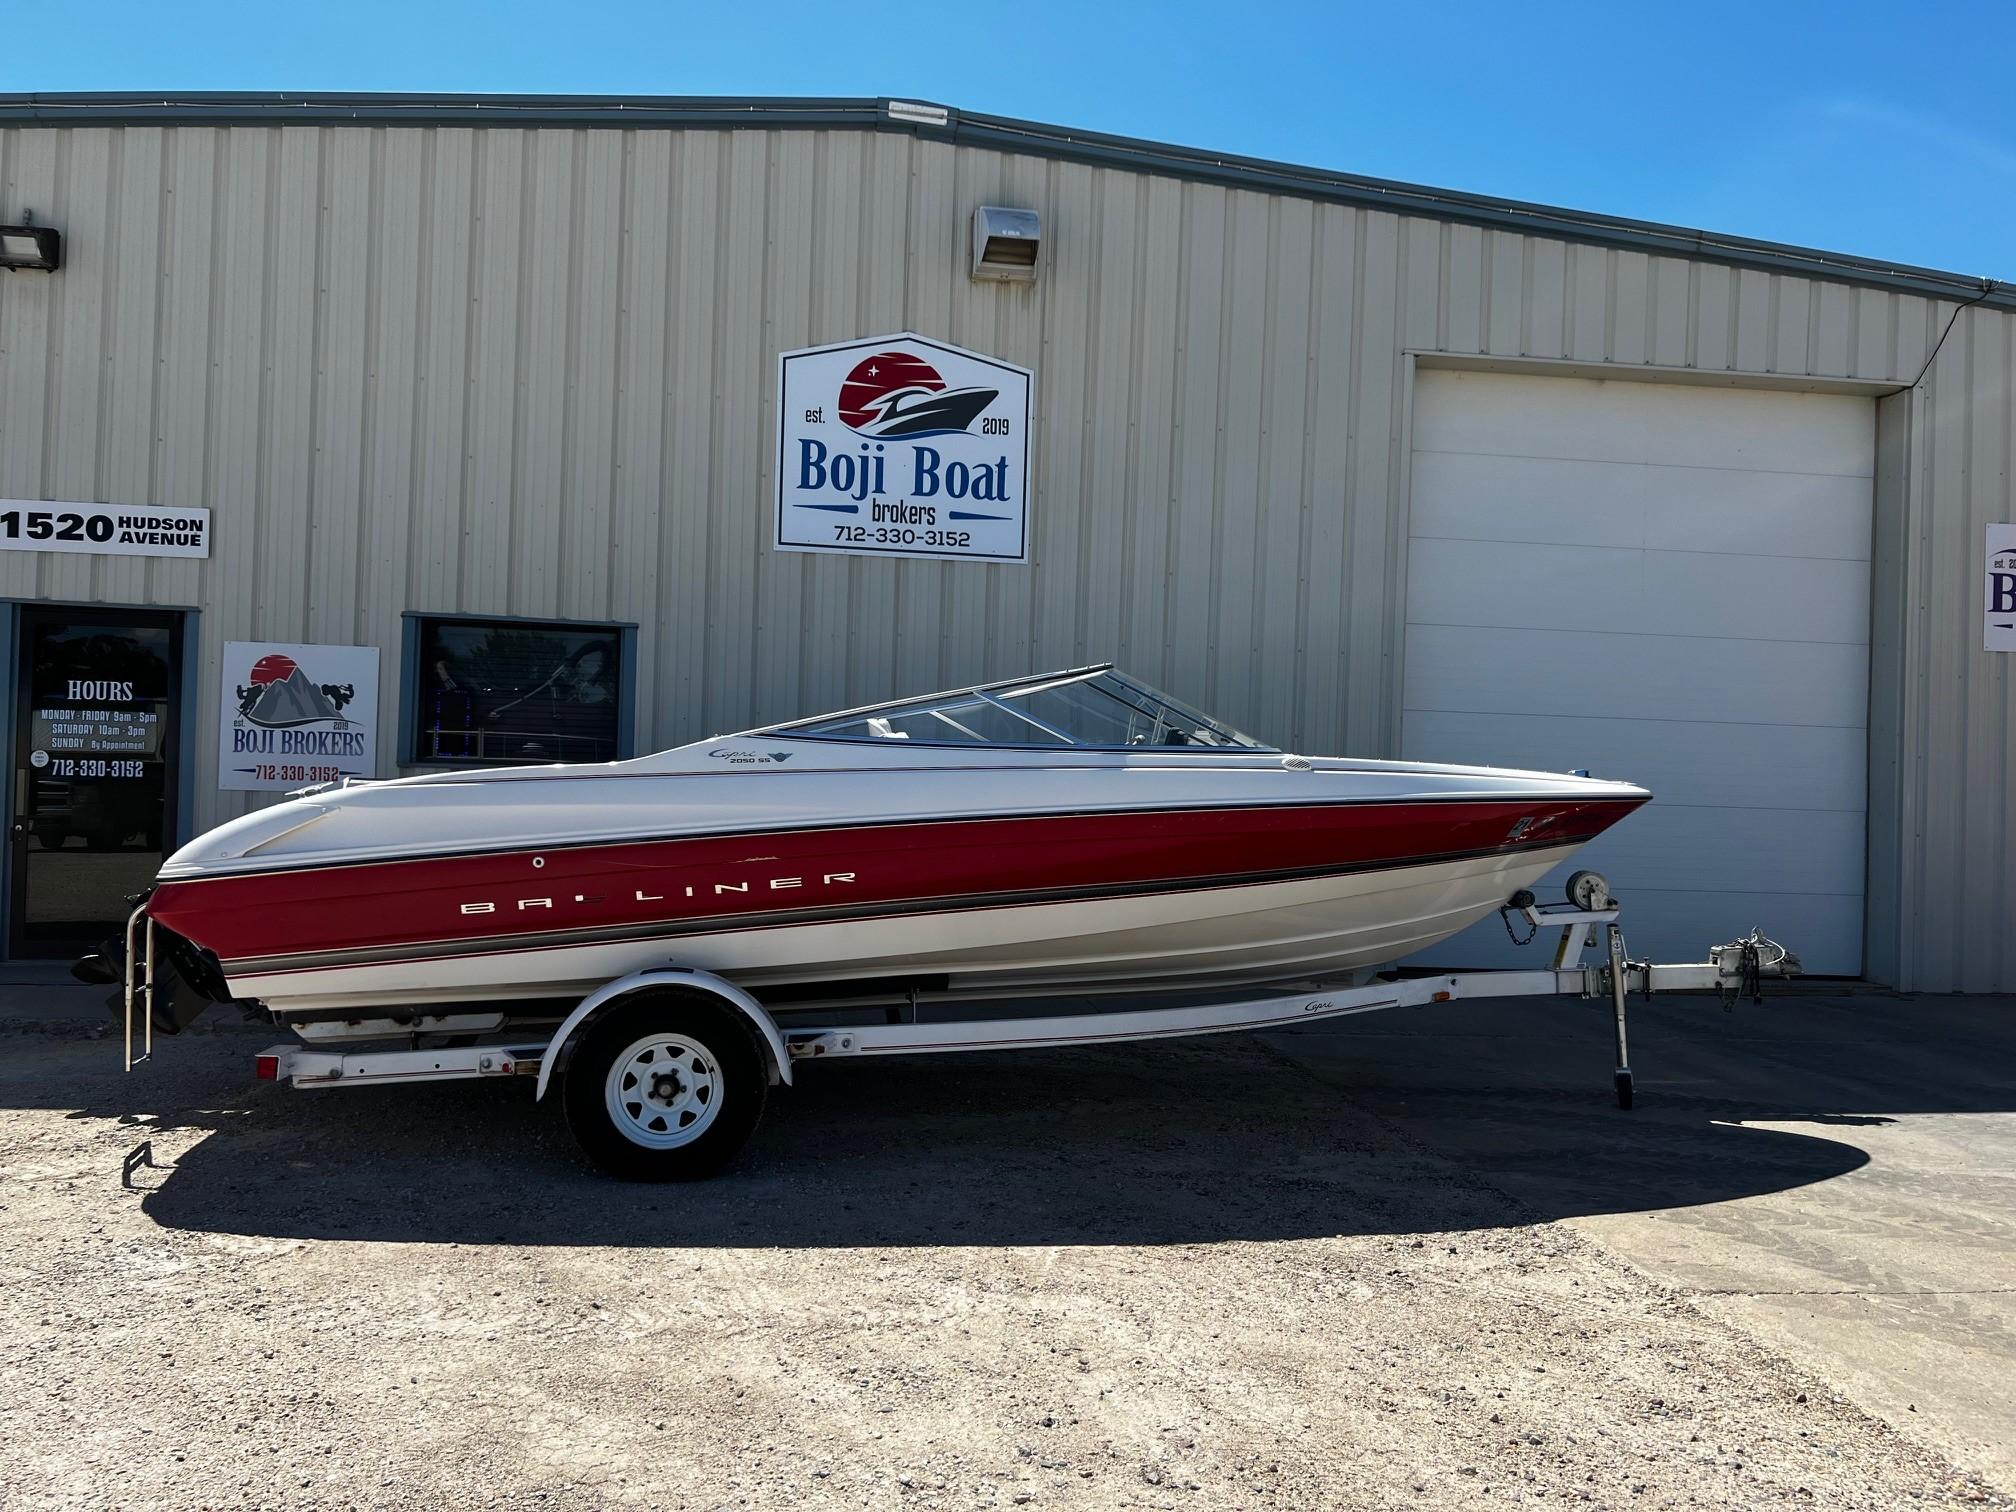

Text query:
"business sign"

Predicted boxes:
[[219, 641, 379, 792], [30, 685, 164, 781], [0, 499, 210, 558], [775, 332, 1033, 564], [1988, 524, 2016, 652]]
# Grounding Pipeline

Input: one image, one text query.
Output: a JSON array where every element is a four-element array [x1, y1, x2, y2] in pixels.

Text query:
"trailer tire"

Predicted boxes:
[[562, 994, 766, 1181]]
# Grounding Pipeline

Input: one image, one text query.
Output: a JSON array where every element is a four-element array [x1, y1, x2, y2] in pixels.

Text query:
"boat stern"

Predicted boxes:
[[72, 897, 243, 1037]]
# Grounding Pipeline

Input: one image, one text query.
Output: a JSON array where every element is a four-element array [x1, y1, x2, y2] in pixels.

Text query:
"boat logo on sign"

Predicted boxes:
[[837, 352, 997, 440]]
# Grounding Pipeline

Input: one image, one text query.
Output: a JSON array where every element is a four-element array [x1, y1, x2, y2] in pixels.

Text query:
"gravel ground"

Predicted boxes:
[[1, 1009, 2008, 1511]]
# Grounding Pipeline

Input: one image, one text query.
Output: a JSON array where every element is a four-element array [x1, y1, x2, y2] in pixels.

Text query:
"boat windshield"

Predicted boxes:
[[766, 667, 1276, 750]]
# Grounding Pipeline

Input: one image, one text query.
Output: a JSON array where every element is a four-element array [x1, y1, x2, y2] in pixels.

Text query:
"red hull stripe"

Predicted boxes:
[[147, 798, 1645, 972], [215, 837, 1594, 979]]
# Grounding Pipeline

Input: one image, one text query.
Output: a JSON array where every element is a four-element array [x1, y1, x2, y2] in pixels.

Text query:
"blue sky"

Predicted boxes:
[[8, 0, 2012, 278]]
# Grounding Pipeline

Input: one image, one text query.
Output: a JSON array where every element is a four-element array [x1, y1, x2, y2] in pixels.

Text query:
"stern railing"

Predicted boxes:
[[122, 901, 155, 1071]]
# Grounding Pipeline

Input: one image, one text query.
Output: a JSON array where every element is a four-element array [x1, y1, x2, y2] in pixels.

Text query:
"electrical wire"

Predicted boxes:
[[1911, 281, 1998, 388]]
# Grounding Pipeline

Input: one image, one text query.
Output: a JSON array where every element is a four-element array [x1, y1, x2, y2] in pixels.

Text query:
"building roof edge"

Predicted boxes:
[[2, 91, 2007, 309]]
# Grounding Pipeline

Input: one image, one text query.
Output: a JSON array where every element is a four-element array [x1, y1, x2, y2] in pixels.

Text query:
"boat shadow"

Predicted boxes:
[[64, 989, 2011, 1248]]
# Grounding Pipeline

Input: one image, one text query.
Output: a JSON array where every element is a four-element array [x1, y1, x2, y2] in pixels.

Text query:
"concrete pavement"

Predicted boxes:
[[6, 969, 2011, 1496], [1263, 988, 2016, 1490]]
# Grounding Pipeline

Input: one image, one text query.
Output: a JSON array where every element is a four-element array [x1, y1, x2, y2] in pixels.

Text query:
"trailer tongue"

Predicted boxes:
[[114, 872, 1798, 1180]]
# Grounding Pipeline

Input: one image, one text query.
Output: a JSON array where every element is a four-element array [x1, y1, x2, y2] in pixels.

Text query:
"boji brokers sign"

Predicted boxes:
[[775, 332, 1032, 564], [218, 641, 380, 793]]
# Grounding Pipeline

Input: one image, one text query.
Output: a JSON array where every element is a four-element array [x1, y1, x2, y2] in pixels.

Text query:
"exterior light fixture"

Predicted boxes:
[[0, 214, 61, 272], [972, 206, 1040, 283], [885, 99, 951, 128]]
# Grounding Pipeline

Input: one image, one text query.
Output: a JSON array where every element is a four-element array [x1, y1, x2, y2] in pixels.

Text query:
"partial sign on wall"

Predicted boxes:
[[219, 642, 379, 792], [775, 333, 1033, 564], [1989, 525, 2016, 652], [0, 499, 211, 559]]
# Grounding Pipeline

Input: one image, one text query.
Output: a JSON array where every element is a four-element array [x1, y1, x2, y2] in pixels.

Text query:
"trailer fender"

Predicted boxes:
[[534, 967, 793, 1102]]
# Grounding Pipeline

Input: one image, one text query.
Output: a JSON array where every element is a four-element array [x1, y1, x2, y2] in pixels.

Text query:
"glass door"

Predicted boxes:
[[8, 608, 182, 958]]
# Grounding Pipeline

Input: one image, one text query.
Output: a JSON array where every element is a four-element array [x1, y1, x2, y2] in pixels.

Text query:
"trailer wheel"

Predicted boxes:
[[562, 995, 766, 1180]]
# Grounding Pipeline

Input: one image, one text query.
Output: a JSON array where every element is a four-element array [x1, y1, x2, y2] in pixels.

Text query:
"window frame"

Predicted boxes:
[[399, 610, 638, 769]]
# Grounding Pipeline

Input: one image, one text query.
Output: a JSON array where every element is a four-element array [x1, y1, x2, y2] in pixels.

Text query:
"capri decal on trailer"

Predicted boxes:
[[774, 332, 1033, 564]]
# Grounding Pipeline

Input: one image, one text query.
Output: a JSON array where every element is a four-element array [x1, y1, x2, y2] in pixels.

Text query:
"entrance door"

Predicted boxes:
[[8, 607, 183, 958]]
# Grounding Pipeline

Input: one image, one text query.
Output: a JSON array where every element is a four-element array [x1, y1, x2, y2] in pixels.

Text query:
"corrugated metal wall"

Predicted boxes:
[[0, 123, 2009, 989]]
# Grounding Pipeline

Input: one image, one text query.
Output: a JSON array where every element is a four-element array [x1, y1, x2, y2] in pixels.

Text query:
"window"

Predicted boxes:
[[404, 615, 633, 766], [770, 667, 1274, 750]]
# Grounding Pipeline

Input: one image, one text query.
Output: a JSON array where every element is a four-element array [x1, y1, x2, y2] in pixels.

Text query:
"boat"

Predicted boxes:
[[850, 383, 998, 439], [83, 665, 1651, 1035]]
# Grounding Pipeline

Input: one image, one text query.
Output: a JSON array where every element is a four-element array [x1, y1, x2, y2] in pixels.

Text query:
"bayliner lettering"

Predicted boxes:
[[459, 872, 858, 916]]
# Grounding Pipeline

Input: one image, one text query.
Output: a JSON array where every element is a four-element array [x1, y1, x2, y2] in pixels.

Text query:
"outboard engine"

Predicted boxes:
[[72, 896, 241, 1035]]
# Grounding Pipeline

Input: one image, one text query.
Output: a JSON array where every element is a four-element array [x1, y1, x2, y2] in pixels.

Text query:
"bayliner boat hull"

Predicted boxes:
[[96, 667, 1652, 1027], [150, 808, 1628, 1014]]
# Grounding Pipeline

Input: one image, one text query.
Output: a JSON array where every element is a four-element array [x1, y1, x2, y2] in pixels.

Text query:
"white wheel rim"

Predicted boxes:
[[604, 1033, 724, 1149]]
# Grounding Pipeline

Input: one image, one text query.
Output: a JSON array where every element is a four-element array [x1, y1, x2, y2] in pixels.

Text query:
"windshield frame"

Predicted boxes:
[[753, 665, 1278, 752]]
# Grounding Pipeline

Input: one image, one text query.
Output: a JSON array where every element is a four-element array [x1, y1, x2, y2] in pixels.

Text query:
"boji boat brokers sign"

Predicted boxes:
[[775, 332, 1033, 564]]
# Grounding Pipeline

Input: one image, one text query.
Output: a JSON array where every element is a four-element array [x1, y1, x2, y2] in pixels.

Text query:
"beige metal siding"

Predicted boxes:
[[0, 122, 2009, 989], [1898, 308, 2015, 992]]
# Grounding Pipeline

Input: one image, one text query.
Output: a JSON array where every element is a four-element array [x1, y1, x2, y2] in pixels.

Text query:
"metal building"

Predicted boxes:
[[0, 93, 2009, 989]]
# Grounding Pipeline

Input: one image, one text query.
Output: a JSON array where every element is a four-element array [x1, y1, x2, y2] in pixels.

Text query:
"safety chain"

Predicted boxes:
[[1720, 936, 1765, 1008]]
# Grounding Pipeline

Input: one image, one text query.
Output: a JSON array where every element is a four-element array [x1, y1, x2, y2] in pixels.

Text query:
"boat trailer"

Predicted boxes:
[[122, 873, 1798, 1179]]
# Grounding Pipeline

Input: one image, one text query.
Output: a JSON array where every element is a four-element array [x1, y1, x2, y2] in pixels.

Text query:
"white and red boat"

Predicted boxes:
[[104, 666, 1650, 1030]]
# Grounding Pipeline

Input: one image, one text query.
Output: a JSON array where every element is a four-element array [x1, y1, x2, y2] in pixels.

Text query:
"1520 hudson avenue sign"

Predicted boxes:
[[774, 333, 1033, 564], [0, 499, 211, 558]]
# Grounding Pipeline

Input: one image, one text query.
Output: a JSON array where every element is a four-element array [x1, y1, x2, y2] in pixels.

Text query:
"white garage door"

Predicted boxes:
[[1402, 370, 1872, 974]]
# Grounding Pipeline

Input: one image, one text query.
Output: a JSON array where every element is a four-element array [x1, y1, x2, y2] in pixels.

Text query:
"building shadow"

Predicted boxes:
[[1254, 990, 2016, 1223], [16, 991, 2009, 1250]]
